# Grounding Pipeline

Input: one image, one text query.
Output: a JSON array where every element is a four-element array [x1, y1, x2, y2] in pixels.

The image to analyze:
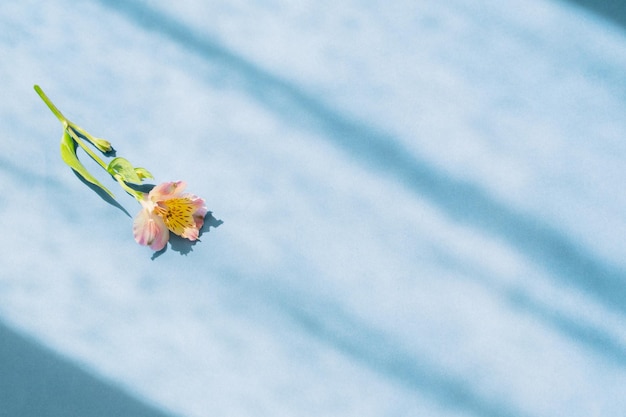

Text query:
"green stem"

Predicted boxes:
[[67, 127, 108, 171], [70, 122, 96, 146], [70, 123, 107, 149], [114, 174, 143, 200], [35, 84, 141, 201], [33, 85, 67, 125]]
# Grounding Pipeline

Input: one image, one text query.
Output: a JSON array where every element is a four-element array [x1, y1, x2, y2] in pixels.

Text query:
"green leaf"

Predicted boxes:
[[134, 167, 153, 181], [107, 157, 142, 184], [60, 130, 115, 198]]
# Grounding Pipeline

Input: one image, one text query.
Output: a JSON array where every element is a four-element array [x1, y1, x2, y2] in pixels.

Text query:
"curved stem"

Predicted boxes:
[[114, 174, 144, 200], [35, 84, 142, 202], [67, 127, 108, 170], [70, 123, 111, 151]]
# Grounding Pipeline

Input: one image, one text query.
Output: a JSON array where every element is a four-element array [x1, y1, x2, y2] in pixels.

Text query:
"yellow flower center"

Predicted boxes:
[[154, 198, 196, 236]]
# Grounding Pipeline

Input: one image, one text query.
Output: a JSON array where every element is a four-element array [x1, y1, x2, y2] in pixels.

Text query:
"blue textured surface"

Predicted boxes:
[[1, 1, 626, 416]]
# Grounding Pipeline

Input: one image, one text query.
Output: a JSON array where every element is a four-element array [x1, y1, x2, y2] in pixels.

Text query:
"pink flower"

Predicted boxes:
[[133, 181, 207, 251]]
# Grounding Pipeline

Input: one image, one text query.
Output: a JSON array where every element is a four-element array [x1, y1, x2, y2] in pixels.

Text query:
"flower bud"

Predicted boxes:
[[91, 137, 113, 153]]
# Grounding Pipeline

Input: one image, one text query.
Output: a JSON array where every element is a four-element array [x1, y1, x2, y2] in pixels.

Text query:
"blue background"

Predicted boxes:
[[1, 0, 626, 416]]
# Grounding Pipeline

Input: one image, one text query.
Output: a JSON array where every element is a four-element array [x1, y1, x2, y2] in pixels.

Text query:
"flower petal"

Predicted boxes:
[[133, 208, 169, 251], [181, 225, 200, 241], [193, 213, 205, 231], [185, 194, 206, 211], [149, 180, 186, 202], [187, 195, 207, 238]]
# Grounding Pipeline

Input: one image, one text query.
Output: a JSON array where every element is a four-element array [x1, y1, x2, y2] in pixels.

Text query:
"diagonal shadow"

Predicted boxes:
[[0, 155, 65, 190], [436, 249, 626, 369], [0, 320, 177, 417], [74, 169, 132, 217], [507, 288, 626, 366], [232, 277, 535, 417], [560, 0, 626, 29], [96, 0, 626, 316], [286, 309, 529, 417]]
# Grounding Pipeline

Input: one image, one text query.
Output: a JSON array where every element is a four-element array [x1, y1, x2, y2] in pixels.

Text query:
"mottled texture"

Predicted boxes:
[[1, 0, 625, 416]]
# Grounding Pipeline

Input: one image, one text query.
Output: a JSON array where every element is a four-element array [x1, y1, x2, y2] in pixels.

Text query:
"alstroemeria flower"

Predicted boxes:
[[133, 181, 207, 251]]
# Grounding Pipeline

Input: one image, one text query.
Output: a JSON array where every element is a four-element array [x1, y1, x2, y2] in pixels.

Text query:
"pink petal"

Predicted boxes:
[[192, 199, 208, 233], [133, 208, 169, 251], [193, 214, 205, 231], [189, 196, 207, 216], [149, 181, 187, 202], [181, 225, 200, 241]]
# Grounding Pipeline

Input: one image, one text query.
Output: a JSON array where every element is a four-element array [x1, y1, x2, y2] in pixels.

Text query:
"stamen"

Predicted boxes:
[[156, 198, 196, 236]]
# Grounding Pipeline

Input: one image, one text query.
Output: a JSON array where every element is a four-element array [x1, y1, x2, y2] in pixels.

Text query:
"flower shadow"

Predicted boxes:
[[72, 173, 222, 259], [151, 212, 223, 260]]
